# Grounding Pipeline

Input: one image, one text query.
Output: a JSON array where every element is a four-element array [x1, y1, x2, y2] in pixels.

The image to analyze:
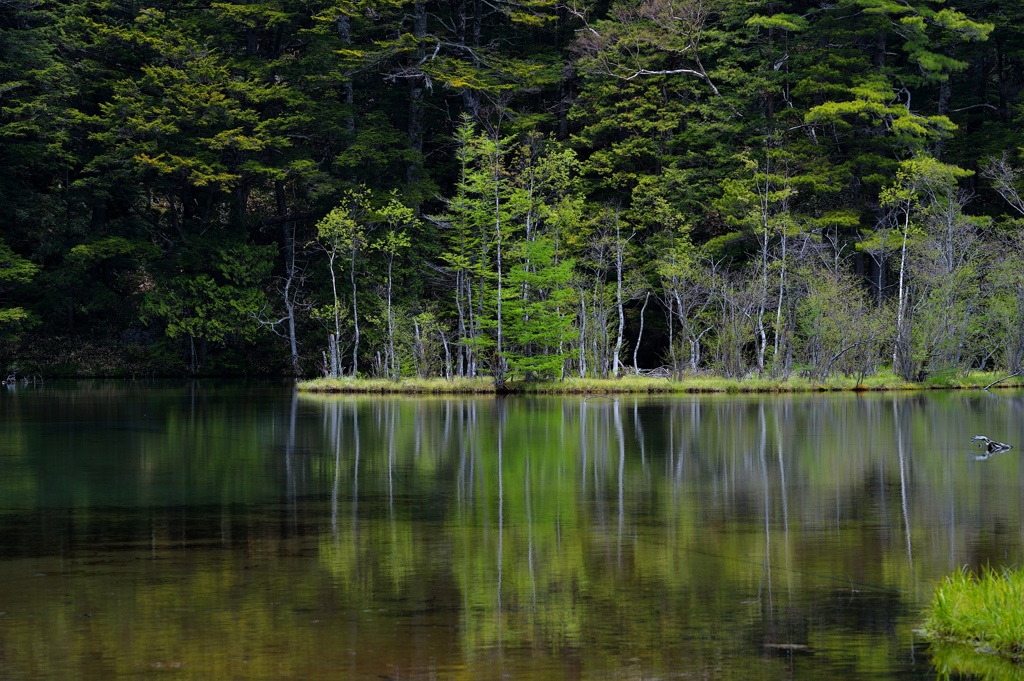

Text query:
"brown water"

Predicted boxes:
[[2, 382, 1023, 680]]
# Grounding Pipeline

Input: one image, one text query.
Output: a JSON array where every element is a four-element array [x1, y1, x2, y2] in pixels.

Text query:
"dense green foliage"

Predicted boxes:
[[2, 0, 1023, 378]]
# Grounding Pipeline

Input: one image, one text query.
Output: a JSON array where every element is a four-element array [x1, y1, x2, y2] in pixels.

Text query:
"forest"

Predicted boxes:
[[1, 0, 1023, 381]]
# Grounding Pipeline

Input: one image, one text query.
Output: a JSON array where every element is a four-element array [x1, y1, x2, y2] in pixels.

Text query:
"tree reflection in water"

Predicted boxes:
[[1, 385, 1024, 679]]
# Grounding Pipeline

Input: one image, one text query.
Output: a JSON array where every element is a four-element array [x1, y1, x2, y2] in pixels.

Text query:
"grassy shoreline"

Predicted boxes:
[[296, 371, 1024, 395], [920, 567, 1024, 663]]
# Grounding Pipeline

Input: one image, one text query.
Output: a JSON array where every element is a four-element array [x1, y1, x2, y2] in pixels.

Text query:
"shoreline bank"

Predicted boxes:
[[296, 372, 1024, 395]]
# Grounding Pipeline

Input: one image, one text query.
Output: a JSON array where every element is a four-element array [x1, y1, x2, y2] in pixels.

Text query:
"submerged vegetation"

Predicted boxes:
[[1, 2, 1024, 380], [921, 567, 1024, 664]]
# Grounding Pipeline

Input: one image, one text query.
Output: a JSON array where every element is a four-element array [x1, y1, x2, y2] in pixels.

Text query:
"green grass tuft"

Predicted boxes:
[[921, 566, 1024, 662]]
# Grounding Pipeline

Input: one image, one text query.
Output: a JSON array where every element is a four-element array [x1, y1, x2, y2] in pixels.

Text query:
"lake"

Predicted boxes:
[[2, 381, 1023, 680]]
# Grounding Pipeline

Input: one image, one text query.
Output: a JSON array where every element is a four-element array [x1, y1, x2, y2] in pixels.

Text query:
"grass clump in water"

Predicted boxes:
[[921, 566, 1024, 661]]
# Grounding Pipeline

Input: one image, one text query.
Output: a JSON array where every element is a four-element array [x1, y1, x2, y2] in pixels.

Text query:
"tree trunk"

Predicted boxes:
[[578, 289, 587, 378], [664, 296, 677, 376], [386, 254, 397, 380], [894, 207, 909, 364], [613, 216, 626, 377], [326, 248, 342, 377], [455, 269, 467, 377], [873, 29, 886, 68], [935, 59, 953, 158], [276, 180, 302, 376], [492, 139, 505, 387], [892, 201, 913, 378], [754, 159, 771, 376], [413, 316, 424, 378], [350, 246, 360, 376], [634, 291, 649, 376], [756, 229, 768, 375], [329, 333, 339, 378], [407, 1, 427, 186], [440, 328, 452, 380]]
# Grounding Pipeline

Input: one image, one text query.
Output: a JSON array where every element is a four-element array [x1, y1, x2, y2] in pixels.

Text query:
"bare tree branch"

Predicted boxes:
[[572, 0, 721, 95], [982, 153, 1024, 217]]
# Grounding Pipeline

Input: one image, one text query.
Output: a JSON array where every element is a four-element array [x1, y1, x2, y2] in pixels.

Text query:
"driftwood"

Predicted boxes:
[[984, 369, 1024, 391], [971, 435, 1013, 460], [634, 366, 673, 378]]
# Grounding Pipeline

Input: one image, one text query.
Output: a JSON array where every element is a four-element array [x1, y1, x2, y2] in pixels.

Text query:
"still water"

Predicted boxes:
[[2, 382, 1024, 680]]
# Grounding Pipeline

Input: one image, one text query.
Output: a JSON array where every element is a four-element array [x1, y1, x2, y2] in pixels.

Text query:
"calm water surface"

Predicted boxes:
[[2, 382, 1024, 680]]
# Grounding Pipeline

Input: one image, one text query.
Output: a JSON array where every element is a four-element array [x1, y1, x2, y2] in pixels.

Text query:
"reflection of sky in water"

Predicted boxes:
[[1, 383, 1024, 679]]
